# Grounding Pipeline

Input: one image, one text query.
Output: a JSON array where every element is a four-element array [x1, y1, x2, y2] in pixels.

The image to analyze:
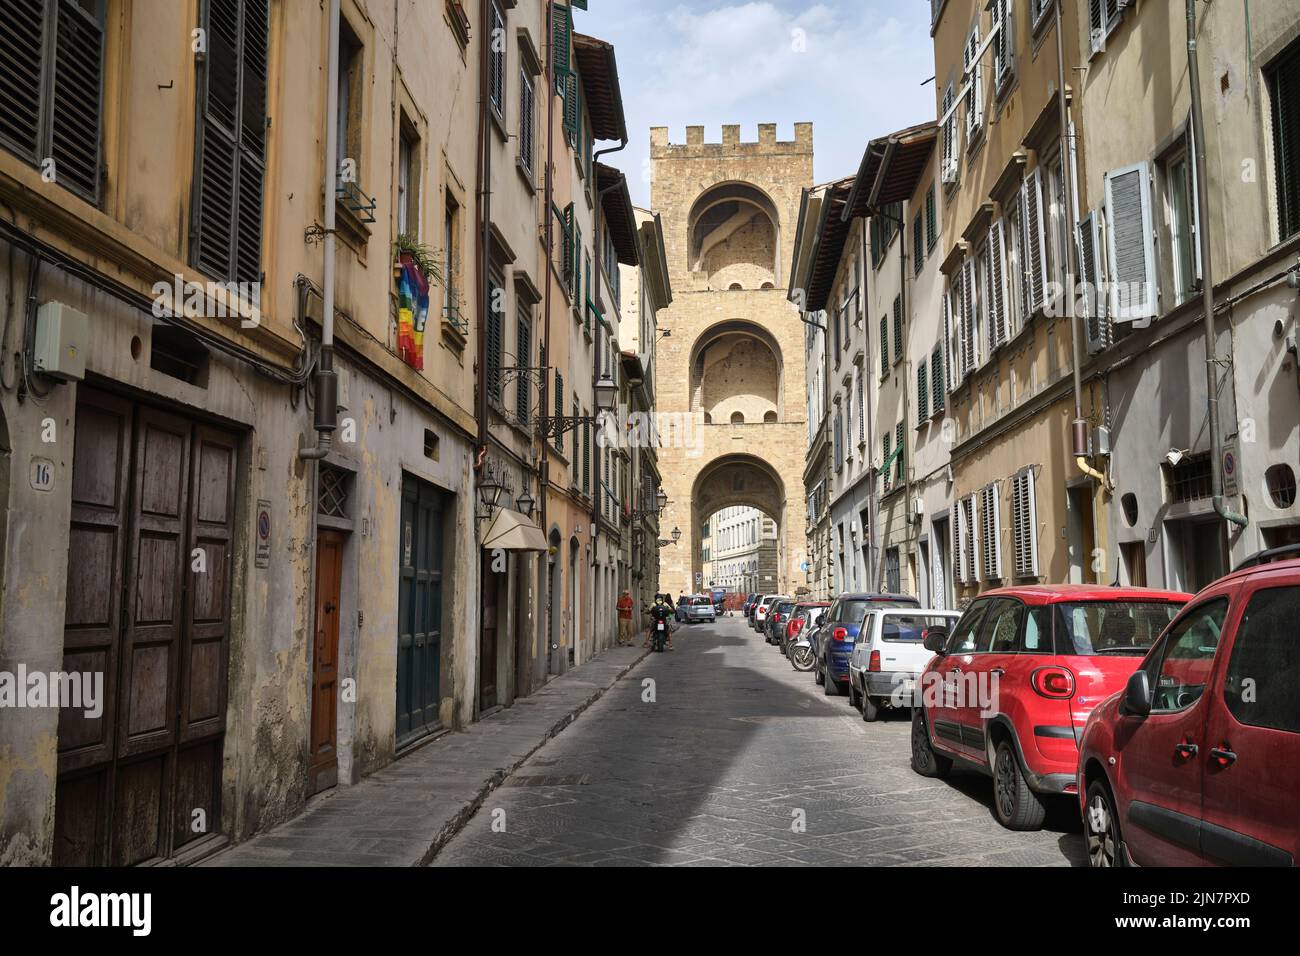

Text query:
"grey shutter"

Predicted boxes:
[[515, 315, 530, 425], [1104, 160, 1158, 326], [489, 3, 504, 114], [987, 220, 1009, 349], [961, 256, 978, 376], [0, 0, 44, 161], [952, 503, 964, 585], [1022, 167, 1048, 315], [879, 314, 888, 377], [193, 0, 268, 285], [1079, 211, 1111, 354], [1012, 469, 1039, 578], [487, 281, 503, 404], [982, 483, 1002, 580], [51, 0, 105, 200], [1185, 113, 1203, 287]]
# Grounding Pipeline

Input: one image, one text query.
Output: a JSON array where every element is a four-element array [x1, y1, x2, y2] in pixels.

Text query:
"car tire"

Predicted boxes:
[[822, 663, 840, 696], [861, 693, 880, 722], [1085, 778, 1125, 868], [910, 707, 952, 778], [847, 678, 860, 709], [814, 661, 825, 685], [992, 740, 1048, 831]]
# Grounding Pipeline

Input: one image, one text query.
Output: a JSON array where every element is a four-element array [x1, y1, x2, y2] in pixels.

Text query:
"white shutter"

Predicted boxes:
[[987, 219, 1009, 349], [943, 284, 957, 392], [1011, 469, 1040, 578], [1104, 160, 1159, 327], [964, 27, 984, 136], [981, 483, 1002, 581], [931, 526, 946, 609], [1022, 168, 1049, 315], [952, 502, 965, 585], [964, 495, 979, 584], [961, 257, 978, 374]]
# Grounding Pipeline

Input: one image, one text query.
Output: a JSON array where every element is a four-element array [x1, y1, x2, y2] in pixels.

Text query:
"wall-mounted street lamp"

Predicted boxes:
[[631, 488, 669, 521], [476, 463, 506, 520], [671, 526, 682, 544], [502, 365, 618, 441], [515, 488, 535, 518]]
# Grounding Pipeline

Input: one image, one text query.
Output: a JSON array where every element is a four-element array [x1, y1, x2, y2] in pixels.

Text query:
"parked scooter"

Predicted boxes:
[[789, 630, 816, 671]]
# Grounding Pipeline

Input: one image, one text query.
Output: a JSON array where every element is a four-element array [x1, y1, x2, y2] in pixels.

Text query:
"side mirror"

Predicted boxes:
[[923, 627, 949, 654], [1123, 669, 1152, 717]]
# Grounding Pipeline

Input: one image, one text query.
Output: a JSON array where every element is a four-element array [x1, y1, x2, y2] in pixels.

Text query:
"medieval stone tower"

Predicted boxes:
[[651, 123, 813, 598]]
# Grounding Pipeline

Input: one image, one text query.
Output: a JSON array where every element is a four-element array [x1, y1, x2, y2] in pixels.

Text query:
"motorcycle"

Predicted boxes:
[[651, 617, 668, 652], [789, 628, 816, 671]]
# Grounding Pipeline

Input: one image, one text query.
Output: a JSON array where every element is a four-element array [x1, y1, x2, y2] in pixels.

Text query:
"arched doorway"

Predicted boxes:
[[689, 454, 788, 596]]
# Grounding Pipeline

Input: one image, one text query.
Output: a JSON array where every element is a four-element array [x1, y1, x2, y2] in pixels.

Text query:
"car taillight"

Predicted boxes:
[[833, 627, 848, 642], [790, 618, 804, 637], [1031, 666, 1076, 699], [868, 649, 881, 672]]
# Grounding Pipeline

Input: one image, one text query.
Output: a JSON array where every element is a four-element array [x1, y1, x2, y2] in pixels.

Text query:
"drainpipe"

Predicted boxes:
[[1053, 0, 1096, 484], [300, 0, 341, 461], [1187, 0, 1247, 528], [860, 218, 877, 593], [474, 0, 492, 471], [540, 0, 556, 673]]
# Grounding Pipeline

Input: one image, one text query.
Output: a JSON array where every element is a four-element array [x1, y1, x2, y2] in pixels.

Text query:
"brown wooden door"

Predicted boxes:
[[54, 389, 236, 866], [309, 530, 345, 794]]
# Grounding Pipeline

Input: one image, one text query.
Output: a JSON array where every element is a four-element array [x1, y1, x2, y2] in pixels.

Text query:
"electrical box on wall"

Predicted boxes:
[[34, 301, 89, 381]]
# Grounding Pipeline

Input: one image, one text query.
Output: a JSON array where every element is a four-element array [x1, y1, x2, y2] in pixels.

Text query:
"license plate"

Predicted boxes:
[[657, 623, 665, 631]]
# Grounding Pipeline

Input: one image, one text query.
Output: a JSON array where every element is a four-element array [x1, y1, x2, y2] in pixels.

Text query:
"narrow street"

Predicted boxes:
[[434, 616, 1086, 867]]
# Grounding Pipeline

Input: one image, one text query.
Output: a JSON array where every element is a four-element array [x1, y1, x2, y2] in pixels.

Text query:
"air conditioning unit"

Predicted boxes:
[[941, 158, 959, 184]]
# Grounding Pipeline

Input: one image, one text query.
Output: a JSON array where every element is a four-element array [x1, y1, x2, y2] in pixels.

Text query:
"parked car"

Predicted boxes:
[[816, 593, 921, 695], [849, 609, 961, 721], [1078, 555, 1300, 866], [782, 602, 830, 656], [743, 593, 758, 621], [910, 584, 1190, 832], [765, 599, 798, 645], [753, 594, 786, 633], [680, 594, 717, 624]]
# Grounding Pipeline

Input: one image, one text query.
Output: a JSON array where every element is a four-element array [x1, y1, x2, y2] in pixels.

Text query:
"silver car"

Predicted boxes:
[[681, 594, 717, 623]]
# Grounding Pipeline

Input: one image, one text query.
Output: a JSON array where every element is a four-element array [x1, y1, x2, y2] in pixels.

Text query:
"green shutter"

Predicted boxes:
[[880, 315, 888, 377], [913, 212, 924, 275], [553, 370, 564, 451], [564, 71, 580, 145], [895, 422, 905, 481], [551, 2, 571, 79], [926, 185, 938, 250], [932, 348, 945, 413], [917, 361, 928, 423], [892, 295, 903, 363]]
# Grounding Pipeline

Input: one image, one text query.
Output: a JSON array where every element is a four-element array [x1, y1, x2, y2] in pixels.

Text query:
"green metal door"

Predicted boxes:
[[396, 474, 444, 746]]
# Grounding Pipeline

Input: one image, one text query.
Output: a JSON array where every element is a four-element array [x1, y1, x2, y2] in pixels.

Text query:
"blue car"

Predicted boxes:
[[815, 592, 920, 695]]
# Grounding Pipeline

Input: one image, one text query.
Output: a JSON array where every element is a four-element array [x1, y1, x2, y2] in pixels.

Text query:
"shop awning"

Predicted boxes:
[[481, 509, 549, 552]]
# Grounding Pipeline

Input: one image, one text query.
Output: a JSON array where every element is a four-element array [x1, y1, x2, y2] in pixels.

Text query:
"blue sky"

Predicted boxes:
[[574, 0, 938, 207]]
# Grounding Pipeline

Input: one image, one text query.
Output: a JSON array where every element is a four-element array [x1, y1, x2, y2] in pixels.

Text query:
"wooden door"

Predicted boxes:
[[55, 389, 236, 866], [309, 530, 345, 793], [479, 552, 499, 711], [396, 475, 444, 746]]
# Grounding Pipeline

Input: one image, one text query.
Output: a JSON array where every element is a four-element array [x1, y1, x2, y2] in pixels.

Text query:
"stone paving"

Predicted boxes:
[[432, 616, 1088, 866], [204, 645, 649, 867]]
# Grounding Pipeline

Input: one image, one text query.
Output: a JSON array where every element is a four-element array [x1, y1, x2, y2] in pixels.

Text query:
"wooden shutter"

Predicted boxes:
[[895, 421, 904, 482], [1022, 168, 1048, 315], [964, 26, 983, 135], [913, 211, 924, 275], [879, 315, 888, 377], [892, 294, 903, 363], [551, 2, 571, 81], [1104, 161, 1159, 326], [1011, 469, 1039, 578], [1079, 211, 1111, 354], [987, 220, 1009, 349], [1270, 43, 1300, 241], [944, 281, 959, 391], [519, 71, 535, 174], [931, 347, 944, 413], [0, 0, 44, 161], [563, 70, 580, 146], [51, 0, 105, 200], [917, 360, 928, 422], [960, 257, 977, 376], [489, 2, 505, 114], [515, 314, 530, 424], [880, 426, 889, 487], [926, 185, 938, 249], [486, 279, 503, 404], [981, 483, 1002, 580], [553, 370, 563, 450], [582, 419, 590, 493], [193, 0, 268, 284], [952, 503, 965, 585]]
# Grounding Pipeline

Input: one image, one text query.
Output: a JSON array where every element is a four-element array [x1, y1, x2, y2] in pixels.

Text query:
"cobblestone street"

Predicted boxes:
[[434, 617, 1087, 866]]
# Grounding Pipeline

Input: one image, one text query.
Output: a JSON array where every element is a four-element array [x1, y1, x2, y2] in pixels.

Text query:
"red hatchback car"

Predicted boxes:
[[911, 584, 1190, 831], [1078, 555, 1300, 866]]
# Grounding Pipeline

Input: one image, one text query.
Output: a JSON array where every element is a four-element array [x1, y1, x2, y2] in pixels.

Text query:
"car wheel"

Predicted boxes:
[[861, 693, 880, 722], [814, 661, 824, 685], [993, 740, 1048, 831], [910, 707, 952, 778], [1085, 778, 1125, 868], [847, 677, 860, 709], [822, 663, 840, 696]]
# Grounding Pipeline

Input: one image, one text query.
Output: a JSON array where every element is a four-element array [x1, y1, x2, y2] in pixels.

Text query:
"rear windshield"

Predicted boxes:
[[775, 602, 796, 615], [1054, 601, 1182, 656], [879, 614, 957, 642], [837, 599, 918, 622], [691, 596, 712, 606]]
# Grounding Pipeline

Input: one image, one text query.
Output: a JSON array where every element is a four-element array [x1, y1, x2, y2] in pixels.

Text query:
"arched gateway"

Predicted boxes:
[[650, 122, 813, 598]]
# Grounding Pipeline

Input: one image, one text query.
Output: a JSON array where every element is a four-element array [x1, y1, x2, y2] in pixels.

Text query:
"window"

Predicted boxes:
[[443, 192, 465, 335], [486, 270, 504, 406], [955, 494, 978, 584], [930, 347, 944, 414], [1031, 0, 1054, 31], [881, 428, 891, 486], [833, 410, 843, 470], [1225, 587, 1300, 733], [912, 211, 924, 275], [917, 361, 929, 423], [894, 422, 905, 484], [960, 256, 979, 376], [1057, 601, 1182, 657], [879, 315, 888, 378], [515, 302, 531, 426], [963, 23, 984, 145], [190, 0, 269, 285], [978, 599, 1024, 654], [1003, 190, 1025, 334], [940, 83, 959, 185], [1044, 153, 1069, 309], [1148, 599, 1229, 714], [1269, 41, 1300, 242], [1079, 209, 1112, 354], [1020, 167, 1049, 317], [947, 599, 989, 654], [986, 219, 1009, 350], [990, 0, 1013, 90], [519, 69, 536, 178], [488, 2, 505, 118], [397, 121, 420, 237], [980, 482, 1002, 581], [884, 548, 901, 594], [857, 371, 865, 443], [1, 0, 106, 202], [336, 19, 363, 180], [1088, 0, 1125, 56], [1105, 161, 1159, 324], [925, 185, 938, 250], [1164, 136, 1201, 306], [1010, 469, 1038, 578]]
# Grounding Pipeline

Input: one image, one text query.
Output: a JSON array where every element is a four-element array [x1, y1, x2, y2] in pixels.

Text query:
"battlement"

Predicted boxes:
[[650, 122, 813, 159]]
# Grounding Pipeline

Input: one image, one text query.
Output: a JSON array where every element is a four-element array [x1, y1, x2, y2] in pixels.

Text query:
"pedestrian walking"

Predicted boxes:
[[616, 589, 634, 646]]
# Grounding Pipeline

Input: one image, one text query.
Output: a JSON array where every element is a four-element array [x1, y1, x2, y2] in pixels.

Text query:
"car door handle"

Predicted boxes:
[[948, 666, 962, 675], [990, 667, 1005, 677], [1174, 741, 1199, 759], [1210, 747, 1237, 766]]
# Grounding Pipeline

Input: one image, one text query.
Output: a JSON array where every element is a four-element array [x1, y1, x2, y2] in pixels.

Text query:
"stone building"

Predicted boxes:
[[650, 123, 814, 598], [707, 506, 779, 593]]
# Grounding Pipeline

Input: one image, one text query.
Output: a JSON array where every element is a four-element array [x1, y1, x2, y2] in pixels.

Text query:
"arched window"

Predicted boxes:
[[730, 411, 745, 425], [687, 182, 780, 289], [763, 410, 778, 423]]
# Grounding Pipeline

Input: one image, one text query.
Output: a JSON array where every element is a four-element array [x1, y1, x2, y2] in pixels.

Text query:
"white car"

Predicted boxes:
[[752, 594, 786, 632], [848, 608, 961, 721]]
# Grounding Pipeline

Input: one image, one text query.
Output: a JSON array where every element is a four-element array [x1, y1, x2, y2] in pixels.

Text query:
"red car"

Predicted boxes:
[[782, 601, 829, 655], [1078, 554, 1300, 866], [911, 584, 1190, 831]]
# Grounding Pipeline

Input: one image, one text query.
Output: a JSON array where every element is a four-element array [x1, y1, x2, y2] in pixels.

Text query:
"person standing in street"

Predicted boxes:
[[616, 589, 634, 646]]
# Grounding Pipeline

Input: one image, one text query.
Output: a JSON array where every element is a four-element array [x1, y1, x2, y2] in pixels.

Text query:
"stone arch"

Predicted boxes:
[[687, 181, 781, 289], [691, 454, 787, 594], [689, 319, 784, 422]]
